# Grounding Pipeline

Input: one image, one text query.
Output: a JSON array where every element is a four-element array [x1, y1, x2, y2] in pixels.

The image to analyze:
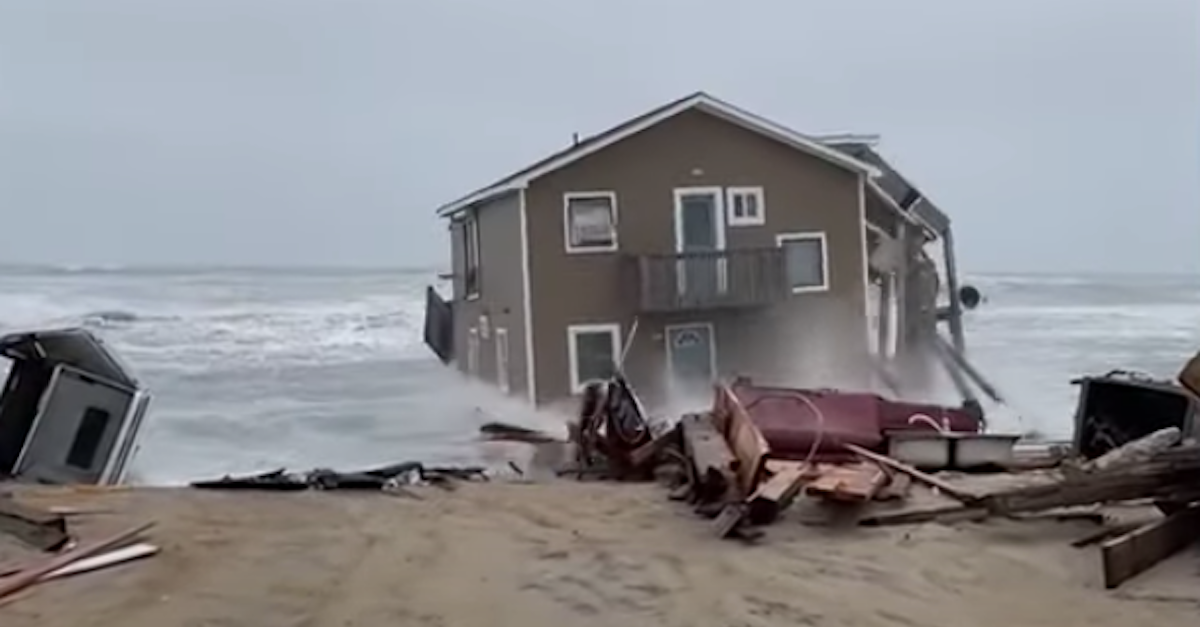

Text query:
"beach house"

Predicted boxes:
[[423, 92, 964, 409]]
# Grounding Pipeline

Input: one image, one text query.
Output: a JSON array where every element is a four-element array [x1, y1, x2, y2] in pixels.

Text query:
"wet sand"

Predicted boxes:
[[2, 482, 1198, 626]]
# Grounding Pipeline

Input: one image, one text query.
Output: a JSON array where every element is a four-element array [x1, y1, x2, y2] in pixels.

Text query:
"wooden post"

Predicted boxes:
[[941, 226, 967, 354]]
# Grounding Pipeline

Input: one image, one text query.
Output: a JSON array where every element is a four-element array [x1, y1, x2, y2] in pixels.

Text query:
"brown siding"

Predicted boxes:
[[448, 191, 530, 398], [524, 109, 869, 404]]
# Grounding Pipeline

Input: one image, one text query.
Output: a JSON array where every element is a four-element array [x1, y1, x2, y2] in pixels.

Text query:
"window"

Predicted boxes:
[[461, 215, 480, 299], [564, 192, 618, 253], [725, 187, 765, 226], [67, 407, 111, 470], [776, 232, 829, 293], [567, 323, 621, 392]]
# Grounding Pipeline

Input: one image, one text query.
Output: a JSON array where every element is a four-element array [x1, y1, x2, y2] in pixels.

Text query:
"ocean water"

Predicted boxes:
[[0, 266, 1197, 485]]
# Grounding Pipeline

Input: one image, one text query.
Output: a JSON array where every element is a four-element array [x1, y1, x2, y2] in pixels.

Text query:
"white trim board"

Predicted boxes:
[[566, 323, 622, 394], [775, 231, 831, 294], [494, 327, 510, 394], [563, 191, 620, 254], [664, 322, 718, 383], [436, 92, 881, 217], [518, 189, 537, 404]]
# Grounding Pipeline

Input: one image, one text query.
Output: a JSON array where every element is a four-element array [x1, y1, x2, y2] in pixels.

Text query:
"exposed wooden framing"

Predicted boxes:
[[1101, 503, 1200, 589]]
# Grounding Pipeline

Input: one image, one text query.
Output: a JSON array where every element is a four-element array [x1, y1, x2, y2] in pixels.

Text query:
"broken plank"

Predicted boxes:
[[859, 503, 988, 527], [681, 413, 739, 504], [806, 463, 890, 503], [844, 444, 979, 504], [629, 424, 680, 469], [1071, 523, 1142, 549], [1101, 503, 1200, 589], [0, 521, 155, 606], [746, 462, 810, 524], [0, 498, 69, 552], [714, 385, 771, 496]]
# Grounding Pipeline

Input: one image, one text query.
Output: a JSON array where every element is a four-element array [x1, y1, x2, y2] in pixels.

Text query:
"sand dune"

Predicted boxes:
[[2, 482, 1197, 626]]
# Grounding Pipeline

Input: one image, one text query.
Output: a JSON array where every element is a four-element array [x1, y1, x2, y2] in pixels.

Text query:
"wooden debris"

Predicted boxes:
[[0, 543, 160, 584], [844, 444, 980, 504], [876, 473, 912, 501], [629, 424, 681, 469], [746, 461, 810, 524], [1078, 426, 1181, 474], [805, 463, 889, 503], [1101, 503, 1200, 589], [1071, 523, 1142, 548], [859, 503, 988, 527], [713, 385, 771, 495], [0, 497, 70, 552], [0, 521, 155, 606], [680, 413, 739, 504]]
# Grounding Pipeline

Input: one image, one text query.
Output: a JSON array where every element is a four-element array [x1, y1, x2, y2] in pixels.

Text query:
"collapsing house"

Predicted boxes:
[[422, 91, 993, 411]]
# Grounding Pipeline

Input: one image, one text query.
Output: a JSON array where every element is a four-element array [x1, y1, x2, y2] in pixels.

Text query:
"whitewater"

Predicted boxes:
[[0, 266, 1197, 485]]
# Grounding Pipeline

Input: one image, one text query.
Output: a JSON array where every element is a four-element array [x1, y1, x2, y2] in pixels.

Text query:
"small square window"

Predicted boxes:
[[777, 232, 829, 293], [564, 193, 618, 252], [726, 187, 765, 226]]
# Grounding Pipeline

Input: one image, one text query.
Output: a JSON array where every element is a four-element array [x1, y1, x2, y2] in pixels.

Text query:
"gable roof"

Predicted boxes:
[[435, 91, 881, 217], [825, 142, 951, 235]]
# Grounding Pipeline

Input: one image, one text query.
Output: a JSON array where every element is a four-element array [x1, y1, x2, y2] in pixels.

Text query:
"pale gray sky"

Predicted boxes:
[[0, 0, 1196, 273]]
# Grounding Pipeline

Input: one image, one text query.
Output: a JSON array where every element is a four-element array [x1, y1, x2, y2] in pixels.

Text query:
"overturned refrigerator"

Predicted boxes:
[[0, 328, 152, 485]]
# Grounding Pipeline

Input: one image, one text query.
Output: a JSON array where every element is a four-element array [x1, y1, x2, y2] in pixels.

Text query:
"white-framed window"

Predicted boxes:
[[466, 327, 480, 375], [563, 192, 618, 253], [566, 323, 622, 393], [461, 214, 481, 300], [494, 327, 510, 394], [776, 232, 830, 293], [725, 186, 765, 226]]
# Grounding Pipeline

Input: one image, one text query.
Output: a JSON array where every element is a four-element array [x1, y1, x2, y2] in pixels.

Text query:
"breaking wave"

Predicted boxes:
[[0, 269, 437, 375]]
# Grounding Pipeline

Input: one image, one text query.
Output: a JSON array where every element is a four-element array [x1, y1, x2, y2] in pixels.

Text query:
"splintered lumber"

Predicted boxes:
[[1079, 426, 1181, 473], [680, 413, 739, 503], [0, 497, 70, 552], [746, 461, 811, 524], [0, 521, 155, 606], [806, 463, 890, 503], [1101, 503, 1200, 589], [984, 445, 1200, 515], [844, 444, 980, 504], [714, 384, 771, 495], [629, 424, 681, 469]]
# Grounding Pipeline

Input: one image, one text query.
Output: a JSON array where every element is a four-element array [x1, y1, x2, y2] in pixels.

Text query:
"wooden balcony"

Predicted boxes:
[[631, 248, 789, 312]]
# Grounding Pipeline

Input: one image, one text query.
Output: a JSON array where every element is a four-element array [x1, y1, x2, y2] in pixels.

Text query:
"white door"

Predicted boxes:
[[666, 323, 717, 397], [495, 328, 510, 394], [673, 187, 728, 298]]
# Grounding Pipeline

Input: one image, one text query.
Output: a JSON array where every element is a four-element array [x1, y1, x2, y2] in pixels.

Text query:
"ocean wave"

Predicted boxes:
[[0, 272, 438, 374]]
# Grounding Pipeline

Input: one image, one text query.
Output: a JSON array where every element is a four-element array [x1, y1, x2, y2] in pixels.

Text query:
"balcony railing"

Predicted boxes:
[[631, 248, 789, 312]]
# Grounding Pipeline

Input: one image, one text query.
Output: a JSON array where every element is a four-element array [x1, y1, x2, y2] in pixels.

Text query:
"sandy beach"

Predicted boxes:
[[2, 481, 1198, 626]]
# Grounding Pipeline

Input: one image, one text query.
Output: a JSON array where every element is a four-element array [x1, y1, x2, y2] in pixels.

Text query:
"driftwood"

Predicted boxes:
[[0, 497, 69, 552], [680, 413, 739, 504]]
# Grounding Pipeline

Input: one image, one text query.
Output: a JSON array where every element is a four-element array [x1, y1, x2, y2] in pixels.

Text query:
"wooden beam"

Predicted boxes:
[[1101, 503, 1200, 589], [940, 226, 966, 353]]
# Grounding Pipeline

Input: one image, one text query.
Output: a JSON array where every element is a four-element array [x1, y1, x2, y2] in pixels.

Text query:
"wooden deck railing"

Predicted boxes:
[[631, 248, 789, 312]]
